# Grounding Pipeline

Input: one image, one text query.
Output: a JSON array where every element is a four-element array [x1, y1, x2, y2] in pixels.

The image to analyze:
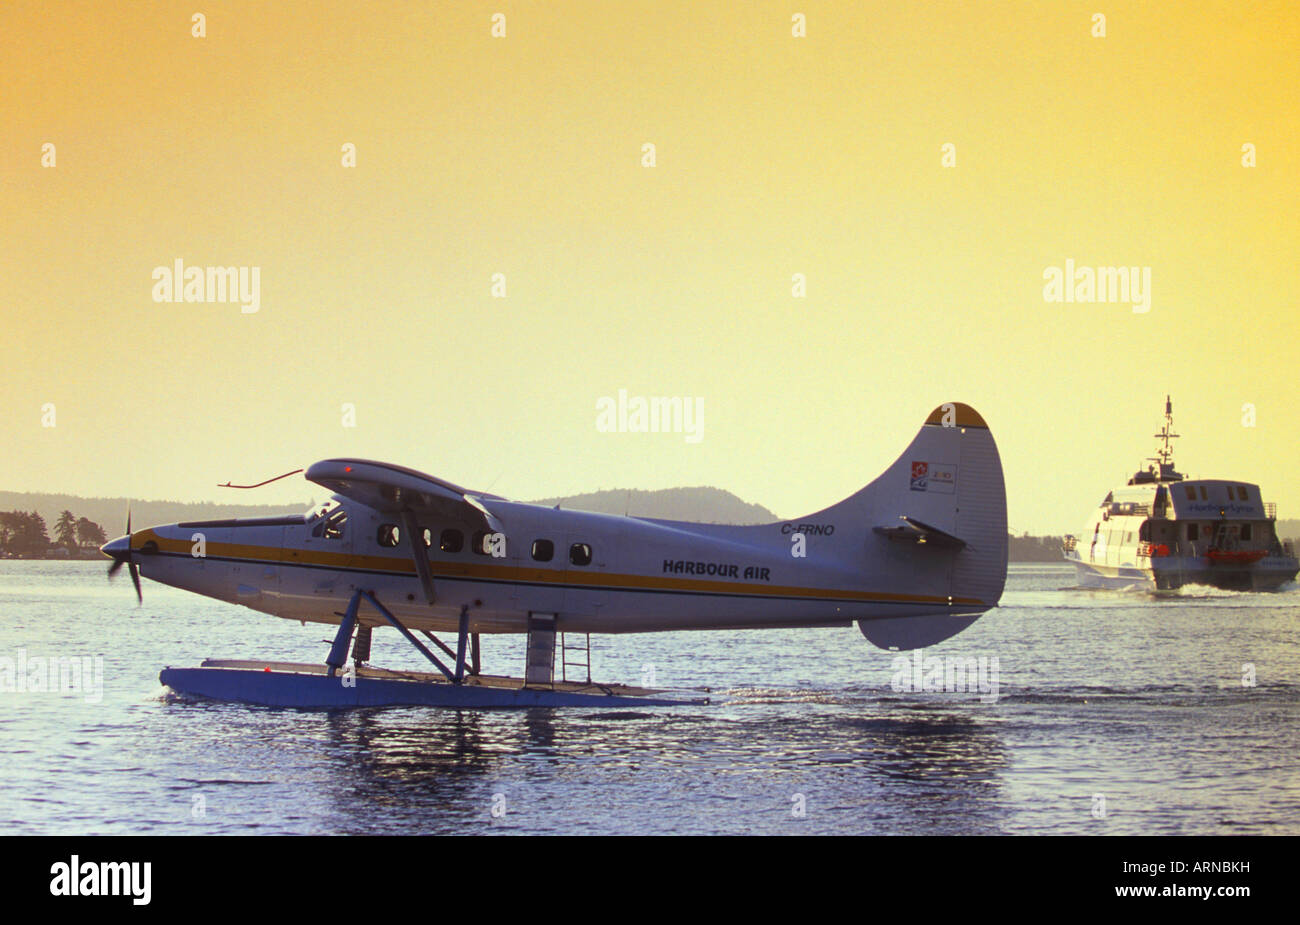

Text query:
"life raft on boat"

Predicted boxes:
[[1206, 548, 1267, 565]]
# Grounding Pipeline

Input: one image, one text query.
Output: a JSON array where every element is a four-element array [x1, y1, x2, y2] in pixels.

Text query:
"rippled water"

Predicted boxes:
[[2, 562, 1298, 834]]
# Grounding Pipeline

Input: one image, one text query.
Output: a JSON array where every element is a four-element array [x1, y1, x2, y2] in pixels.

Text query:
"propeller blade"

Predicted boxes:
[[104, 506, 141, 602]]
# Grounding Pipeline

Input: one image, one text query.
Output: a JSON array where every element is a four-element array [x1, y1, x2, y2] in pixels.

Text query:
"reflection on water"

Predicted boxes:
[[2, 562, 1298, 834], [299, 702, 1011, 834]]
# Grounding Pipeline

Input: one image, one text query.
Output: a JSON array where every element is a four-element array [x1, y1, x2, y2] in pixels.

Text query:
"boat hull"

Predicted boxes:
[[1066, 554, 1298, 592]]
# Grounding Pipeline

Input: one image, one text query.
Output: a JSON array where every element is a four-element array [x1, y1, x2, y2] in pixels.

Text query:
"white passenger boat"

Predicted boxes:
[[1063, 398, 1298, 591]]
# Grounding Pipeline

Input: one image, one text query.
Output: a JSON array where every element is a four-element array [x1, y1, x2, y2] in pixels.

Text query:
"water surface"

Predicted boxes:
[[2, 562, 1297, 834]]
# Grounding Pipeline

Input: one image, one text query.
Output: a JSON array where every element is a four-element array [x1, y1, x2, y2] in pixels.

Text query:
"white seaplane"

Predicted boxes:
[[102, 401, 1007, 708]]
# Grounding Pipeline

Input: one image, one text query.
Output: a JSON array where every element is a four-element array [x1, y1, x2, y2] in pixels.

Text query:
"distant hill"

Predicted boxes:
[[529, 487, 778, 524]]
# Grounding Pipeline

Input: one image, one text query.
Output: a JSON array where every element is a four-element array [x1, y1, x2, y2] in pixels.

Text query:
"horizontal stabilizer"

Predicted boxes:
[[872, 516, 969, 550]]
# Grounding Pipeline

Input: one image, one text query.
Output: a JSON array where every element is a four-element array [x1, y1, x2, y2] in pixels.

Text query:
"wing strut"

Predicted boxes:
[[327, 588, 471, 683], [400, 510, 436, 604]]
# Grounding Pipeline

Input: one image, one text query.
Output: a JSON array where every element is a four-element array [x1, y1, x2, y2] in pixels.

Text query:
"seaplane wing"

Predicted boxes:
[[305, 458, 502, 532]]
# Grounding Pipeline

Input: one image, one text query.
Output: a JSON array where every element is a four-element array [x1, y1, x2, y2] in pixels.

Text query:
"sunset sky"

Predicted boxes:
[[2, 1, 1297, 533]]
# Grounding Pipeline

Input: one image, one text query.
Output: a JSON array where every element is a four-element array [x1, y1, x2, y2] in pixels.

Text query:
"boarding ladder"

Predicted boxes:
[[559, 632, 591, 684]]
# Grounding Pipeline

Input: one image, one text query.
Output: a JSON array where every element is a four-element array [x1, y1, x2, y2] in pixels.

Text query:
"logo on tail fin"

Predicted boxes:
[[910, 461, 957, 493]]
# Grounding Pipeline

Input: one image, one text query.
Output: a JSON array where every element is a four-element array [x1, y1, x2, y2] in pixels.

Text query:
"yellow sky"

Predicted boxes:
[[2, 1, 1297, 533]]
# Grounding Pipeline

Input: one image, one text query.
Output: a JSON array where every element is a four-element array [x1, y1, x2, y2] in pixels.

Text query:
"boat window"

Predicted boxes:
[[1238, 486, 1249, 501], [569, 543, 593, 566], [377, 524, 400, 547], [1187, 523, 1198, 540], [322, 508, 347, 540], [531, 539, 554, 562], [1199, 486, 1208, 501], [1241, 524, 1252, 541], [439, 529, 463, 553], [1185, 486, 1196, 501]]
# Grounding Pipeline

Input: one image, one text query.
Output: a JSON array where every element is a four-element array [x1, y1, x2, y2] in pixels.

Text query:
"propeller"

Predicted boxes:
[[102, 509, 142, 604]]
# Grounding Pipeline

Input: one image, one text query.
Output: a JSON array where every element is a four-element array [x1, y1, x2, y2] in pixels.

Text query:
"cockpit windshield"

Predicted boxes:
[[306, 499, 341, 522], [307, 500, 347, 539]]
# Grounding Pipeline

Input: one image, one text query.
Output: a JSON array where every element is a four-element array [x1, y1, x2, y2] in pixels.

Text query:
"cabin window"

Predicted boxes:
[[569, 543, 593, 566], [531, 539, 554, 562], [377, 524, 400, 547], [1187, 523, 1198, 540], [1185, 486, 1196, 501], [439, 529, 463, 553], [322, 508, 347, 540], [1241, 524, 1252, 541], [1238, 486, 1249, 501], [1199, 486, 1208, 501]]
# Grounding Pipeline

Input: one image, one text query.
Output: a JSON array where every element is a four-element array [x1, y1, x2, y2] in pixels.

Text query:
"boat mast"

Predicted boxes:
[[1149, 395, 1180, 479]]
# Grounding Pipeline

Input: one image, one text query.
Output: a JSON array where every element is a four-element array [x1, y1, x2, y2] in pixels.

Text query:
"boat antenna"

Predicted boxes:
[[1152, 395, 1179, 469]]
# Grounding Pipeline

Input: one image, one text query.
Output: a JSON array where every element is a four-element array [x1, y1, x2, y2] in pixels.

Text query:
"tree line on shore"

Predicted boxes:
[[1008, 533, 1068, 562], [0, 510, 108, 558]]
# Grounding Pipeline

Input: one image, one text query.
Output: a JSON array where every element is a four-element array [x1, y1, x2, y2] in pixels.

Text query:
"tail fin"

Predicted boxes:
[[811, 402, 1007, 650]]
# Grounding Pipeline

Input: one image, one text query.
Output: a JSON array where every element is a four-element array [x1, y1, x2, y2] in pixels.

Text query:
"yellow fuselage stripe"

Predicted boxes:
[[133, 530, 986, 607]]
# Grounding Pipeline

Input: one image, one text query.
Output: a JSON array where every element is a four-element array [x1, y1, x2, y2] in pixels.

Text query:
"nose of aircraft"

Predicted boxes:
[[100, 535, 130, 559]]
